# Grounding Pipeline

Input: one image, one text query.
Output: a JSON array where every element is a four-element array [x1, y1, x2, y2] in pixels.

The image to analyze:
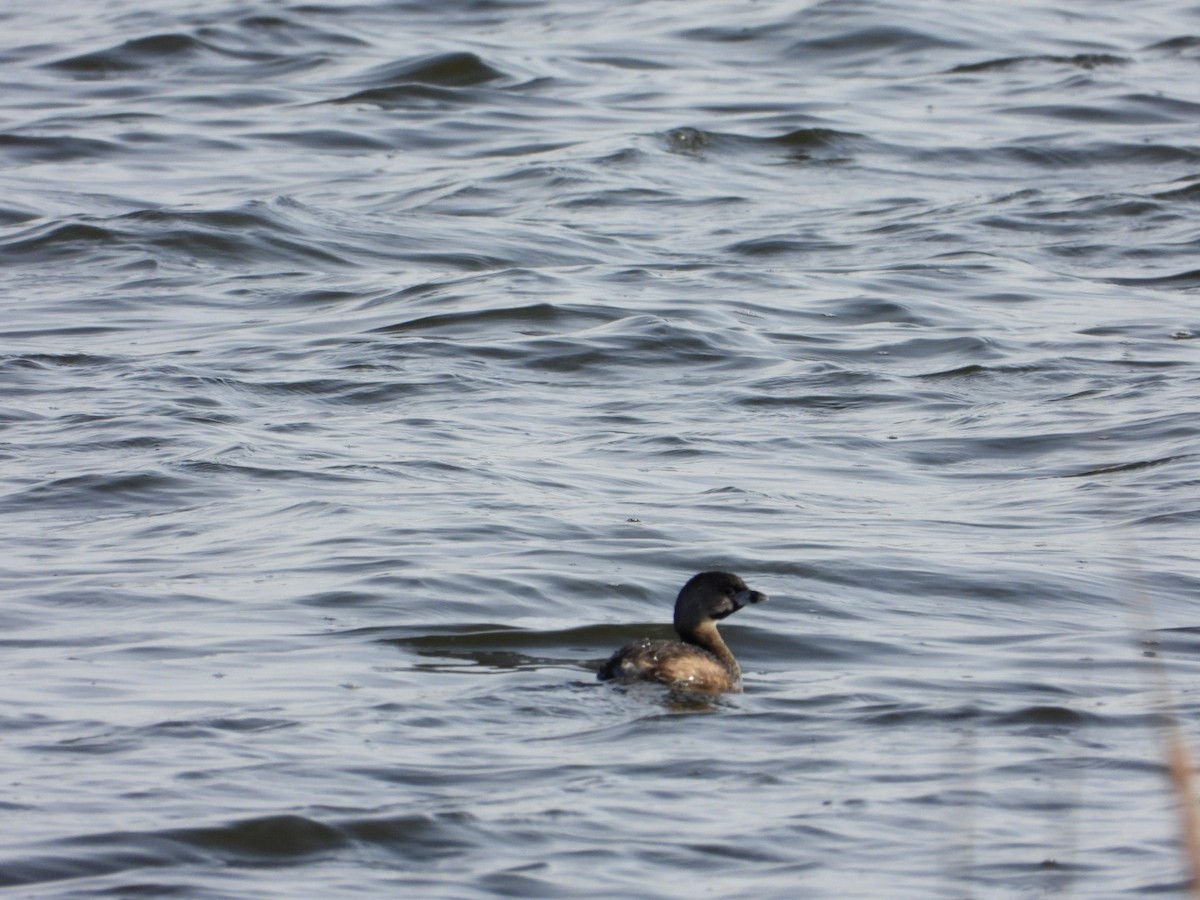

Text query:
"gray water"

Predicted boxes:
[[3, 0, 1200, 896]]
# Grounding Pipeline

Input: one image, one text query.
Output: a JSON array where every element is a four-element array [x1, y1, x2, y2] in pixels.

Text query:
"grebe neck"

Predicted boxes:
[[677, 620, 740, 680]]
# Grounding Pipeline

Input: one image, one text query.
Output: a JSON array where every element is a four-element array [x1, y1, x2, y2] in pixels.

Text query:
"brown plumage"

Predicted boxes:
[[598, 571, 768, 694]]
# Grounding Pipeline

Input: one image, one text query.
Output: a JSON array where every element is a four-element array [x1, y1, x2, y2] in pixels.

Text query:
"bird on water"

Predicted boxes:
[[598, 571, 768, 694]]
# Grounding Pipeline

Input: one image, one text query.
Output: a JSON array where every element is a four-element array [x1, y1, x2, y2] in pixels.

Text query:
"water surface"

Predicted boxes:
[[2, 0, 1200, 896]]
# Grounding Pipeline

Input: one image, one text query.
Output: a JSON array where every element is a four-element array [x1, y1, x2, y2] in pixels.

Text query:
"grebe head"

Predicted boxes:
[[673, 571, 768, 633]]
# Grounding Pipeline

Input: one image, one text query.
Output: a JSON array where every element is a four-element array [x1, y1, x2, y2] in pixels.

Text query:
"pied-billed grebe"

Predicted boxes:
[[598, 571, 768, 694]]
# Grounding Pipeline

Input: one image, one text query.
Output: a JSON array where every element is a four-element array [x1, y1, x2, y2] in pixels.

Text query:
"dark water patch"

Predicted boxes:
[[112, 125, 237, 150], [287, 287, 364, 307], [121, 205, 351, 268], [42, 29, 318, 85], [0, 812, 481, 888], [353, 51, 507, 88], [724, 234, 853, 258], [1151, 177, 1200, 201], [811, 560, 1089, 609], [233, 14, 368, 52], [856, 702, 993, 728], [1144, 35, 1200, 54], [0, 715, 76, 734], [737, 391, 906, 412], [0, 352, 119, 373], [190, 53, 330, 83], [917, 363, 990, 379], [27, 726, 148, 757], [0, 844, 201, 890], [750, 631, 898, 666], [1129, 508, 1200, 528], [300, 589, 393, 609], [191, 23, 333, 60], [342, 811, 484, 860], [1, 471, 200, 515], [999, 102, 1188, 126], [869, 334, 1000, 363], [1061, 454, 1195, 479], [918, 141, 1200, 170], [0, 133, 120, 163], [382, 623, 622, 650], [1068, 195, 1176, 221], [659, 126, 873, 163], [52, 434, 173, 455], [979, 217, 1097, 238], [899, 431, 1108, 471], [991, 704, 1097, 728], [1, 203, 363, 271], [371, 301, 617, 339], [486, 140, 576, 159], [246, 128, 396, 152], [950, 53, 1129, 74], [0, 204, 37, 226], [42, 23, 332, 84], [1105, 268, 1200, 289], [554, 186, 676, 210], [578, 55, 672, 71], [0, 405, 44, 425], [735, 364, 907, 411], [509, 315, 768, 374], [787, 26, 967, 62], [328, 83, 480, 110], [1119, 92, 1200, 122], [1064, 142, 1200, 167], [677, 23, 781, 44], [174, 459, 360, 486], [766, 127, 874, 162], [396, 248, 542, 271], [146, 716, 296, 737], [45, 33, 210, 78], [410, 648, 586, 674], [183, 87, 306, 111], [450, 169, 628, 218], [384, 622, 657, 674], [329, 51, 509, 106], [187, 810, 474, 862], [0, 221, 116, 264], [814, 297, 937, 327], [205, 373, 405, 403]]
